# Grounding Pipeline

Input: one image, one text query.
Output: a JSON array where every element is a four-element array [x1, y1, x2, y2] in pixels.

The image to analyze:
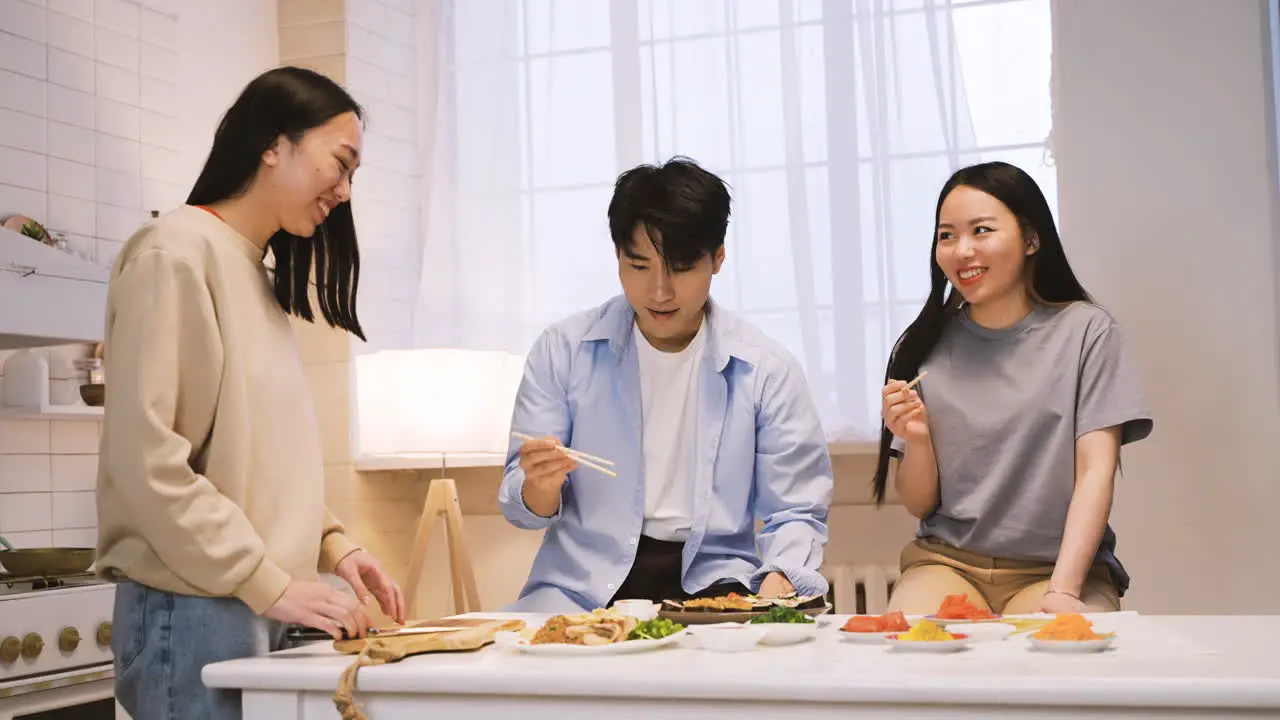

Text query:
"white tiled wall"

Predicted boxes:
[[345, 0, 420, 353], [0, 419, 100, 551], [0, 0, 189, 269]]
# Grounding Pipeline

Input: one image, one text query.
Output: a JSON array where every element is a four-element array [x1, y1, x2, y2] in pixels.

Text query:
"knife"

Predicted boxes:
[[285, 625, 465, 642]]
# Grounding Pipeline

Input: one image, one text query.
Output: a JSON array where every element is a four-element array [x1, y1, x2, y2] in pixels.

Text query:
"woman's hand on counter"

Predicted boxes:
[[264, 580, 371, 640], [336, 550, 407, 625]]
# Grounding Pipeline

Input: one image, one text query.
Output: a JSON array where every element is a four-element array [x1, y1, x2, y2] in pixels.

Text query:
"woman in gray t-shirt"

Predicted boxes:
[[873, 161, 1153, 616]]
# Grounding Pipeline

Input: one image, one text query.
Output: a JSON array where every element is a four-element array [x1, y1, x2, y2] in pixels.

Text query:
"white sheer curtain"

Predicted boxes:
[[412, 0, 1054, 445]]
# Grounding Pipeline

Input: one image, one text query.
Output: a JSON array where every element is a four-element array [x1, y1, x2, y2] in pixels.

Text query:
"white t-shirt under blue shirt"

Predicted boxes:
[[634, 318, 707, 542]]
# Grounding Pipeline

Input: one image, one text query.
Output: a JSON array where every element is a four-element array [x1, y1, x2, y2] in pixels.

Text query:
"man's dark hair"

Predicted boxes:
[[607, 156, 731, 270]]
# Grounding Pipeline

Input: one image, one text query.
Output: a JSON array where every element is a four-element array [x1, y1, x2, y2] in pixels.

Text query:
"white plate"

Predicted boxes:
[[883, 634, 972, 653], [493, 629, 687, 656], [1027, 634, 1116, 653], [837, 630, 895, 645], [753, 622, 819, 646]]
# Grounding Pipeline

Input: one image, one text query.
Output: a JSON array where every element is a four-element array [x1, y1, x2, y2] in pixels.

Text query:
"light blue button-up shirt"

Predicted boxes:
[[498, 295, 834, 612]]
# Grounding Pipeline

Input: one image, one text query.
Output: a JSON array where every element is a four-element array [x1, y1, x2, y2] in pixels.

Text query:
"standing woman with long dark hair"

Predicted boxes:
[[96, 66, 405, 719], [874, 161, 1154, 616]]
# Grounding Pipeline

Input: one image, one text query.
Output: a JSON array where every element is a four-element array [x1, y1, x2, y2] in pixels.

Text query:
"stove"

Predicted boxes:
[[0, 571, 122, 717], [0, 571, 117, 707]]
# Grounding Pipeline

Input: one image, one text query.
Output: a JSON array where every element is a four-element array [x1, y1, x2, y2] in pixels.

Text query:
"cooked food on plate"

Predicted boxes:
[[528, 609, 686, 646], [1031, 613, 1108, 641], [895, 619, 960, 642], [934, 593, 998, 620], [663, 592, 825, 612], [628, 617, 685, 640], [841, 610, 910, 633], [679, 593, 755, 611], [531, 609, 638, 646], [748, 606, 814, 624]]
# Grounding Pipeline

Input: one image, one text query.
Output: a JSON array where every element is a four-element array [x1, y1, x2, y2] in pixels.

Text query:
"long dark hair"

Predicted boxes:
[[187, 66, 365, 340], [871, 161, 1092, 503]]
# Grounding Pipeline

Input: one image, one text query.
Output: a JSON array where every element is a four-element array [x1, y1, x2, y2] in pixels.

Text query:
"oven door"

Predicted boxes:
[[0, 674, 127, 720]]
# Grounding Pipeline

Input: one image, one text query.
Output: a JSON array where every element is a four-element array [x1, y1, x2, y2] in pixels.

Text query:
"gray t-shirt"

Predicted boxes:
[[891, 302, 1153, 595]]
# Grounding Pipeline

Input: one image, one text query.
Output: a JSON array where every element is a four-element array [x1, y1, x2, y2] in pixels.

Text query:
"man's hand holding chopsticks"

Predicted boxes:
[[518, 436, 578, 518]]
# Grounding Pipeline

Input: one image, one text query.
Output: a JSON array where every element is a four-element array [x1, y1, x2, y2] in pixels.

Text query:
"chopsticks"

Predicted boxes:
[[1002, 618, 1055, 637], [901, 371, 927, 392], [511, 432, 617, 477]]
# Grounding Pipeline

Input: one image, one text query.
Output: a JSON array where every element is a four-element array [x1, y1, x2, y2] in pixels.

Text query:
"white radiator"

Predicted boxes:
[[825, 564, 900, 615]]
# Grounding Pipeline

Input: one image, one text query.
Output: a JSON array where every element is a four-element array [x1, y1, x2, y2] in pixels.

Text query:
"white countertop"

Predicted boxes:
[[202, 612, 1280, 711]]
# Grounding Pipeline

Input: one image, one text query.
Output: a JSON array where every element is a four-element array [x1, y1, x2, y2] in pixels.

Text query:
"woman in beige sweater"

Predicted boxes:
[[95, 66, 404, 720]]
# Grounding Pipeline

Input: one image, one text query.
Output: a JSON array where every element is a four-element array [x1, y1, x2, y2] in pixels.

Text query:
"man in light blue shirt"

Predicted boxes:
[[499, 157, 834, 613]]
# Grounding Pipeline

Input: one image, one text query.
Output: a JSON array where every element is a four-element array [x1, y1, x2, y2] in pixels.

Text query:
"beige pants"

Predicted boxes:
[[887, 537, 1121, 615]]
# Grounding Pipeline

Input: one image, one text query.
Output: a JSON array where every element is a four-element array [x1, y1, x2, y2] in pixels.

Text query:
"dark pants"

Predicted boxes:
[[607, 535, 750, 606]]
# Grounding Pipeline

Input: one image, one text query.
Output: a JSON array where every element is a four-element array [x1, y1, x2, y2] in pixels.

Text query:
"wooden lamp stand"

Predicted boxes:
[[404, 471, 481, 618]]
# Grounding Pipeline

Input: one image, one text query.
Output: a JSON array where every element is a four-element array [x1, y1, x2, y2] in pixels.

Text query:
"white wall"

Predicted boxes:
[[0, 0, 276, 268], [176, 0, 278, 185], [1269, 0, 1280, 414], [0, 0, 277, 549], [1054, 0, 1280, 613], [0, 418, 100, 549], [0, 0, 186, 268], [345, 0, 420, 354]]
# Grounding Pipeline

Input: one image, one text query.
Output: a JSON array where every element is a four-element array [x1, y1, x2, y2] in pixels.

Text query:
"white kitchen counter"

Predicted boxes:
[[202, 612, 1280, 719]]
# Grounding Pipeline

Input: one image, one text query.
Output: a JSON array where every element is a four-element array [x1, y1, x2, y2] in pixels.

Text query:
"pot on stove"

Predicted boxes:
[[0, 535, 96, 576]]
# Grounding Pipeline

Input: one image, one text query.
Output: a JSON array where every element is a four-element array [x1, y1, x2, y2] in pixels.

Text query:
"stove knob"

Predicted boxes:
[[21, 633, 43, 659], [96, 622, 112, 647], [59, 627, 81, 653], [0, 636, 19, 664]]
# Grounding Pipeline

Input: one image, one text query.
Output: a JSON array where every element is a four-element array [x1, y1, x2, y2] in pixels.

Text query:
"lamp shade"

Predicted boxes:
[[354, 349, 526, 459]]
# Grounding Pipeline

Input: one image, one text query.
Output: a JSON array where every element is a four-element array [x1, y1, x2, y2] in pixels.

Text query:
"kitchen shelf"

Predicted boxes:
[[0, 405, 103, 421], [0, 225, 109, 349]]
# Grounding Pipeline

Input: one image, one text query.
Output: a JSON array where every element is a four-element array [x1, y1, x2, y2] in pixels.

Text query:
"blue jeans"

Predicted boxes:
[[112, 580, 289, 720]]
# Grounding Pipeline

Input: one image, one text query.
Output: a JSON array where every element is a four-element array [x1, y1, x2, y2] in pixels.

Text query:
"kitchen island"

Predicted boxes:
[[203, 612, 1280, 719]]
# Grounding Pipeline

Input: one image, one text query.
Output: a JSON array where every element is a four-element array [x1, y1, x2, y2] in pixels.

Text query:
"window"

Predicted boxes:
[[413, 0, 1055, 443]]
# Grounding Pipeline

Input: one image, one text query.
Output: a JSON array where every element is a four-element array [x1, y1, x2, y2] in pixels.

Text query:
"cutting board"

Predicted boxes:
[[332, 617, 529, 718], [333, 617, 526, 658]]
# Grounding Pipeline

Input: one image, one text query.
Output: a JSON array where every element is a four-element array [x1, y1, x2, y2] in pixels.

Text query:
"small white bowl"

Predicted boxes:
[[753, 621, 819, 646], [611, 599, 658, 621], [689, 623, 767, 652]]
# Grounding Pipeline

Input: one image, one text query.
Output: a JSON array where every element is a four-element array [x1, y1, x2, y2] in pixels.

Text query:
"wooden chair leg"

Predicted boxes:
[[404, 477, 481, 618]]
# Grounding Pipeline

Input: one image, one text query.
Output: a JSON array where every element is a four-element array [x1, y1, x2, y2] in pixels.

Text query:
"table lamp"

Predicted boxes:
[[354, 348, 526, 616]]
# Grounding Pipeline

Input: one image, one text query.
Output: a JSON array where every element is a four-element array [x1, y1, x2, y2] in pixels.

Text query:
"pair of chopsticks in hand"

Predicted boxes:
[[901, 371, 927, 392], [515, 375, 927, 480], [511, 432, 617, 477]]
